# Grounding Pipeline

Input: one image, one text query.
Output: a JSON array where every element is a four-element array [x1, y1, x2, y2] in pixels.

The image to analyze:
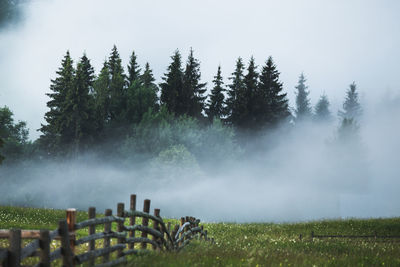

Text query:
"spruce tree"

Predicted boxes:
[[63, 53, 96, 152], [141, 62, 158, 92], [39, 51, 75, 153], [295, 73, 312, 121], [242, 57, 258, 128], [226, 57, 245, 125], [108, 45, 126, 122], [93, 61, 111, 132], [160, 50, 184, 115], [314, 94, 332, 122], [206, 65, 225, 121], [338, 82, 362, 120], [256, 56, 290, 127], [127, 50, 141, 87], [183, 48, 207, 119]]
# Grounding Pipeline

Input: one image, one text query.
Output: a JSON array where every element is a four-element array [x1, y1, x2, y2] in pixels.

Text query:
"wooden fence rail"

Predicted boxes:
[[0, 193, 213, 267]]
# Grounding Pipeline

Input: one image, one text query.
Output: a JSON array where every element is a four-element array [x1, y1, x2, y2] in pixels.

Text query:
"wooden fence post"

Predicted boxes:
[[66, 209, 76, 254], [103, 209, 112, 263], [172, 225, 179, 245], [39, 230, 50, 267], [88, 207, 96, 266], [117, 203, 125, 258], [152, 209, 160, 250], [129, 194, 136, 250], [59, 220, 74, 267], [8, 229, 21, 267], [141, 199, 151, 249]]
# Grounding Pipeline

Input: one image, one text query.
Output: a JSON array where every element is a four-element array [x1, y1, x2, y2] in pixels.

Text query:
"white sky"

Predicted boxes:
[[1, 0, 400, 140]]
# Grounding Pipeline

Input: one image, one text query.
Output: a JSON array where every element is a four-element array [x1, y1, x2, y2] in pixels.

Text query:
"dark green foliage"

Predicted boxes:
[[127, 50, 141, 87], [226, 57, 246, 126], [63, 53, 96, 152], [338, 82, 362, 120], [314, 94, 332, 122], [295, 73, 312, 121], [0, 137, 4, 164], [206, 65, 225, 121], [242, 56, 259, 129], [126, 80, 158, 124], [141, 62, 157, 90], [93, 61, 111, 132], [0, 106, 29, 162], [160, 50, 184, 115], [39, 51, 75, 153], [256, 56, 290, 128], [183, 48, 207, 119], [107, 45, 126, 122]]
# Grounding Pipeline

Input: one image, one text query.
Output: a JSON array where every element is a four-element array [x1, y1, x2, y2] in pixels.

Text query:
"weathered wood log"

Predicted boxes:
[[88, 207, 96, 266], [0, 229, 69, 240], [103, 209, 112, 263], [141, 199, 150, 249], [39, 230, 50, 267], [20, 239, 39, 260], [74, 244, 125, 264], [117, 203, 125, 258], [129, 194, 136, 250], [174, 227, 202, 244], [123, 225, 163, 240], [0, 248, 8, 262], [93, 256, 127, 267], [74, 216, 124, 230], [75, 232, 126, 245], [8, 229, 21, 267], [59, 220, 74, 267], [152, 209, 160, 250], [49, 248, 62, 262]]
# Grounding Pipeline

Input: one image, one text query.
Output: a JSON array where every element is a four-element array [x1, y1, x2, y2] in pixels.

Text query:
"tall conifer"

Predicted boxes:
[[295, 73, 312, 121], [206, 65, 225, 121]]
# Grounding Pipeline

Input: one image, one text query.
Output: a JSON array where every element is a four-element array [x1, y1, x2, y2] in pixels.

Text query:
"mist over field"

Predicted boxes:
[[1, 93, 399, 222], [1, 0, 400, 223]]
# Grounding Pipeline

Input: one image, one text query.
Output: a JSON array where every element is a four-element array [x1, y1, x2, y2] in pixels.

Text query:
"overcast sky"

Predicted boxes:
[[1, 0, 400, 140]]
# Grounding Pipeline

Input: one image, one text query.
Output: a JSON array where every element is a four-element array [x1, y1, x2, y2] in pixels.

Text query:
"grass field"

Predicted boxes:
[[1, 206, 400, 266]]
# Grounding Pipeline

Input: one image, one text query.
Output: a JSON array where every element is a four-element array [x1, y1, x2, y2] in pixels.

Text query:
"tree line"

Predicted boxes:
[[0, 46, 362, 163]]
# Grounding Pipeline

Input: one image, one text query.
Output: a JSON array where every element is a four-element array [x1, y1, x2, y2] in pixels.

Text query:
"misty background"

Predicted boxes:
[[0, 0, 400, 222]]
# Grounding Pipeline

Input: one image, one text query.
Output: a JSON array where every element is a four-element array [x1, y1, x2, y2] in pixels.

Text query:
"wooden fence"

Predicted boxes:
[[0, 194, 213, 267]]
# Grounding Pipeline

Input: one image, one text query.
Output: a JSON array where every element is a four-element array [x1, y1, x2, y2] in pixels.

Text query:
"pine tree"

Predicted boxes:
[[295, 73, 312, 121], [39, 51, 75, 153], [338, 82, 362, 120], [63, 53, 96, 152], [93, 61, 111, 132], [226, 57, 245, 125], [183, 48, 207, 119], [206, 65, 225, 121], [0, 137, 4, 164], [314, 94, 332, 122], [160, 50, 184, 115], [108, 45, 126, 122], [127, 50, 141, 87], [256, 56, 290, 127]]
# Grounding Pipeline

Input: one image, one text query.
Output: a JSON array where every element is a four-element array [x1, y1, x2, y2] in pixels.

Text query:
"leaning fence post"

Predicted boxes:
[[39, 230, 50, 267], [88, 207, 96, 266], [129, 194, 136, 250], [8, 229, 21, 267], [66, 209, 76, 254], [59, 220, 74, 267], [179, 217, 185, 246], [117, 203, 125, 258], [153, 209, 160, 250], [103, 209, 112, 263], [141, 199, 151, 249]]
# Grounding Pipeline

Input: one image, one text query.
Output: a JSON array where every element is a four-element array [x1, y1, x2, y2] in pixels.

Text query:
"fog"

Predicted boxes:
[[1, 0, 400, 222], [1, 93, 399, 222]]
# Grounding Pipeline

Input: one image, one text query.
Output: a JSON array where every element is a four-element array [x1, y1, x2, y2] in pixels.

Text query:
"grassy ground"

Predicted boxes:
[[1, 206, 400, 266]]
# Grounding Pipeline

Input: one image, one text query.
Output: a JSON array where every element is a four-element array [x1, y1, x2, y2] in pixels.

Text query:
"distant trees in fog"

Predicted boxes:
[[0, 46, 363, 162]]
